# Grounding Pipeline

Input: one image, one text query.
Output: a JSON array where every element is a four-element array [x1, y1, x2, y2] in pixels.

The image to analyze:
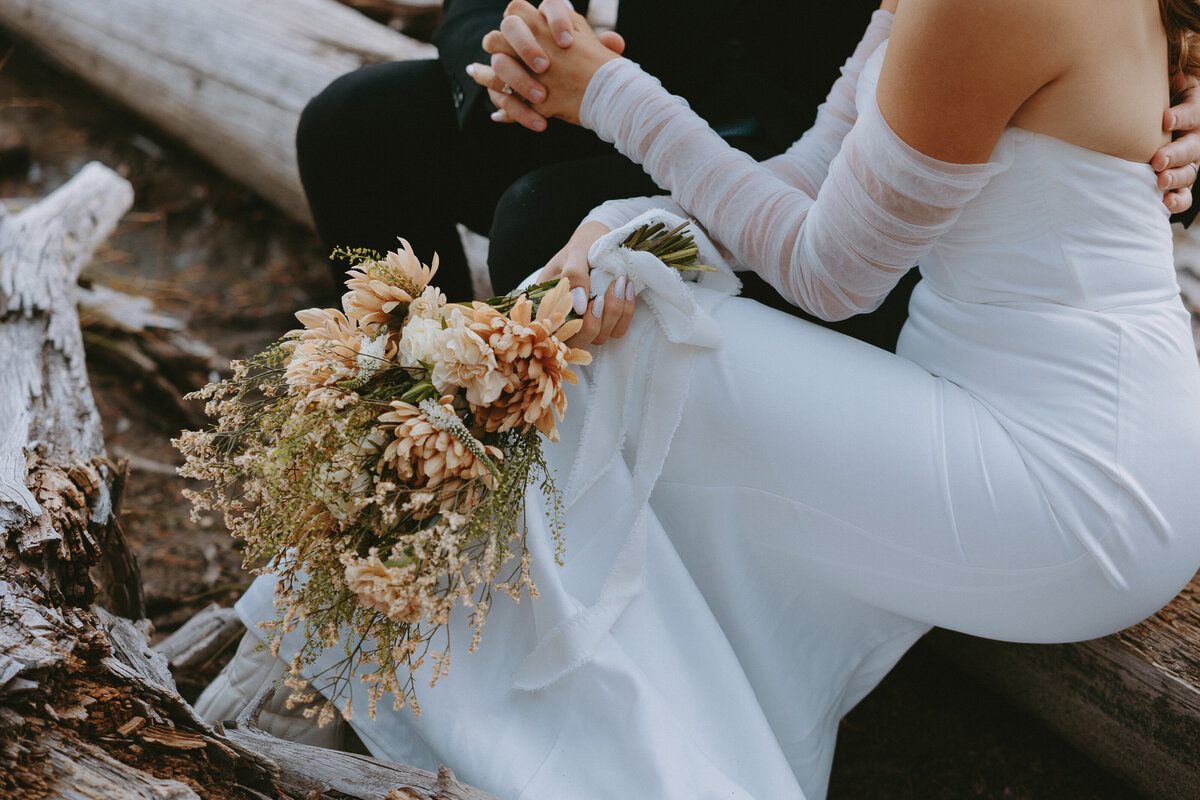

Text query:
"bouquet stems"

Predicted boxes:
[[485, 221, 712, 317]]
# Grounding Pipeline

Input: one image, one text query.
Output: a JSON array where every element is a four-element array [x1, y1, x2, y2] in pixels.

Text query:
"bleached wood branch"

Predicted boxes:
[[0, 161, 132, 532]]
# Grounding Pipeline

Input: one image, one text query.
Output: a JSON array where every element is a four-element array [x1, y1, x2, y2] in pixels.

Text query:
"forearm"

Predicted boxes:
[[578, 13, 900, 316]]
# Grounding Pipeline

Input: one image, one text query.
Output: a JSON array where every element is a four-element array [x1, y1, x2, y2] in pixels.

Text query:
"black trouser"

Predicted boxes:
[[295, 58, 917, 351]]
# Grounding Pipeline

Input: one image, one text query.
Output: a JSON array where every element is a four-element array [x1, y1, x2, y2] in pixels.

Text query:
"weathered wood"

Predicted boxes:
[[0, 161, 269, 798], [41, 730, 203, 800], [154, 604, 245, 671], [0, 0, 435, 225], [223, 723, 503, 800], [929, 571, 1200, 800], [336, 0, 442, 16], [0, 160, 131, 536]]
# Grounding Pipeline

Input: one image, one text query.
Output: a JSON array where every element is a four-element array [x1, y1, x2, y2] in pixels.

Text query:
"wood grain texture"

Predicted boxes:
[[223, 724, 504, 800], [0, 162, 132, 532], [0, 0, 435, 224]]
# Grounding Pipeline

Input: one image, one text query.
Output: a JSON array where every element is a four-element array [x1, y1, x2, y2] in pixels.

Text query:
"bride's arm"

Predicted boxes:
[[494, 0, 1063, 320], [579, 10, 896, 247], [569, 8, 894, 229]]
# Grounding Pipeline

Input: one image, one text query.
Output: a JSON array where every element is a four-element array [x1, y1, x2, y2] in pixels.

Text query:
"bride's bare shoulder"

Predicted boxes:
[[877, 0, 1077, 163]]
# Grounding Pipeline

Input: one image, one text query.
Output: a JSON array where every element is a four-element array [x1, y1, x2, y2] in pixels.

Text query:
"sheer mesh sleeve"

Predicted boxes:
[[583, 195, 688, 231], [580, 12, 892, 248], [579, 11, 1005, 320]]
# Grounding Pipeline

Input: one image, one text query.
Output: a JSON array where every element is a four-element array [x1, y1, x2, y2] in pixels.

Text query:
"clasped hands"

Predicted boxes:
[[467, 0, 619, 130]]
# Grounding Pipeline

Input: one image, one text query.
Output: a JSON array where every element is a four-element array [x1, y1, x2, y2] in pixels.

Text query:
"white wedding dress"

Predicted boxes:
[[202, 12, 1200, 800]]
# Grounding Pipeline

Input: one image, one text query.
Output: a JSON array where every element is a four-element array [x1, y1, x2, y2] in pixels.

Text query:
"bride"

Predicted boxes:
[[199, 0, 1200, 797]]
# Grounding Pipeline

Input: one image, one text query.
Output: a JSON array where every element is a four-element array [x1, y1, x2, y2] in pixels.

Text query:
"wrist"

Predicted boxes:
[[571, 220, 612, 247], [580, 57, 649, 135]]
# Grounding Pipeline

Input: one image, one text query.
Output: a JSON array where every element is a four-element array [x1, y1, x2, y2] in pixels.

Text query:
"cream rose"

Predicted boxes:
[[397, 316, 443, 369], [430, 310, 506, 406]]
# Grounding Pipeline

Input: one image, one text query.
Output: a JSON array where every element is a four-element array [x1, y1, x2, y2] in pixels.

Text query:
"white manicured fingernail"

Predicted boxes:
[[613, 275, 626, 299], [571, 287, 587, 315], [465, 64, 477, 77], [625, 280, 635, 302], [558, 32, 573, 46], [532, 57, 549, 72], [591, 294, 605, 319], [490, 110, 505, 122]]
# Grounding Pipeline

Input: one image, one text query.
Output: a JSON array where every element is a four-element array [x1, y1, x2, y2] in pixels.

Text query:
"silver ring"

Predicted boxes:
[[501, 83, 514, 96], [1190, 161, 1199, 180]]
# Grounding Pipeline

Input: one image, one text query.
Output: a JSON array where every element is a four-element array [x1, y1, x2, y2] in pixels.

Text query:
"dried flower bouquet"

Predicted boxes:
[[175, 222, 707, 721]]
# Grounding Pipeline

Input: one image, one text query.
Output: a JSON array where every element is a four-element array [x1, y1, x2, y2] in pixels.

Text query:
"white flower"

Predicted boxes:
[[355, 332, 392, 384], [397, 316, 443, 369], [407, 284, 447, 322], [430, 310, 506, 406]]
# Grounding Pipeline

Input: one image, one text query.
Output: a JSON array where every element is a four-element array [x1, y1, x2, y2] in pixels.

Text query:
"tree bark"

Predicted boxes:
[[0, 0, 435, 226]]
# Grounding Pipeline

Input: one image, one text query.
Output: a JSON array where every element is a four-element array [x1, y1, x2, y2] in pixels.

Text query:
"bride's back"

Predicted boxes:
[[1011, 0, 1170, 163], [878, 0, 1175, 166]]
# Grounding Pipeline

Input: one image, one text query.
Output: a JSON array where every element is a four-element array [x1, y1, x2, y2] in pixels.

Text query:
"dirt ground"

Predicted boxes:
[[0, 29, 1145, 800]]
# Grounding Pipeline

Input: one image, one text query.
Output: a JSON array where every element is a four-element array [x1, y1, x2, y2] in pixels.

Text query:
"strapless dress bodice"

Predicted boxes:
[[922, 127, 1177, 311]]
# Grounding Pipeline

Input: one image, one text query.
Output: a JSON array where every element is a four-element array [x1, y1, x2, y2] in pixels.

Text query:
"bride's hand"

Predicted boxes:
[[539, 221, 636, 347], [482, 0, 619, 127]]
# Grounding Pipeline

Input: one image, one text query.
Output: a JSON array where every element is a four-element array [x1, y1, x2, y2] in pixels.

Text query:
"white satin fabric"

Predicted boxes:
[[221, 21, 1200, 800]]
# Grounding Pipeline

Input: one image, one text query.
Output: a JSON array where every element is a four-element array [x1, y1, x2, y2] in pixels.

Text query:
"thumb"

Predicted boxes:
[[597, 31, 626, 55], [560, 244, 592, 315]]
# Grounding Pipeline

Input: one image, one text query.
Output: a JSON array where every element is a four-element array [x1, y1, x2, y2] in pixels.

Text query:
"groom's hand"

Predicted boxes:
[[1154, 72, 1200, 217], [467, 0, 625, 132]]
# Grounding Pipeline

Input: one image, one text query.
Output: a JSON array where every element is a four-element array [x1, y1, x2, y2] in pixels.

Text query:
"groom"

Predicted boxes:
[[296, 0, 1200, 352]]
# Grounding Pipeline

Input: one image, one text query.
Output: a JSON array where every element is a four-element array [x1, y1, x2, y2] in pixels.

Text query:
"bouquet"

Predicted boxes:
[[174, 222, 708, 722]]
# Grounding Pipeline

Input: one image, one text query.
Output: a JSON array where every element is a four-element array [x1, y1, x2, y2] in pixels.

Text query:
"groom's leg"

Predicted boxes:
[[486, 153, 662, 292], [297, 60, 475, 298]]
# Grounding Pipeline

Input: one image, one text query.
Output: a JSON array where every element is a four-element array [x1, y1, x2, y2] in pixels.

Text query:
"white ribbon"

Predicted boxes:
[[512, 210, 739, 690]]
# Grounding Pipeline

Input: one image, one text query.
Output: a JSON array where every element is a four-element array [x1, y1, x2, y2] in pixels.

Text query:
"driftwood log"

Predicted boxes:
[[0, 163, 499, 799], [0, 0, 435, 226], [929, 575, 1200, 800]]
